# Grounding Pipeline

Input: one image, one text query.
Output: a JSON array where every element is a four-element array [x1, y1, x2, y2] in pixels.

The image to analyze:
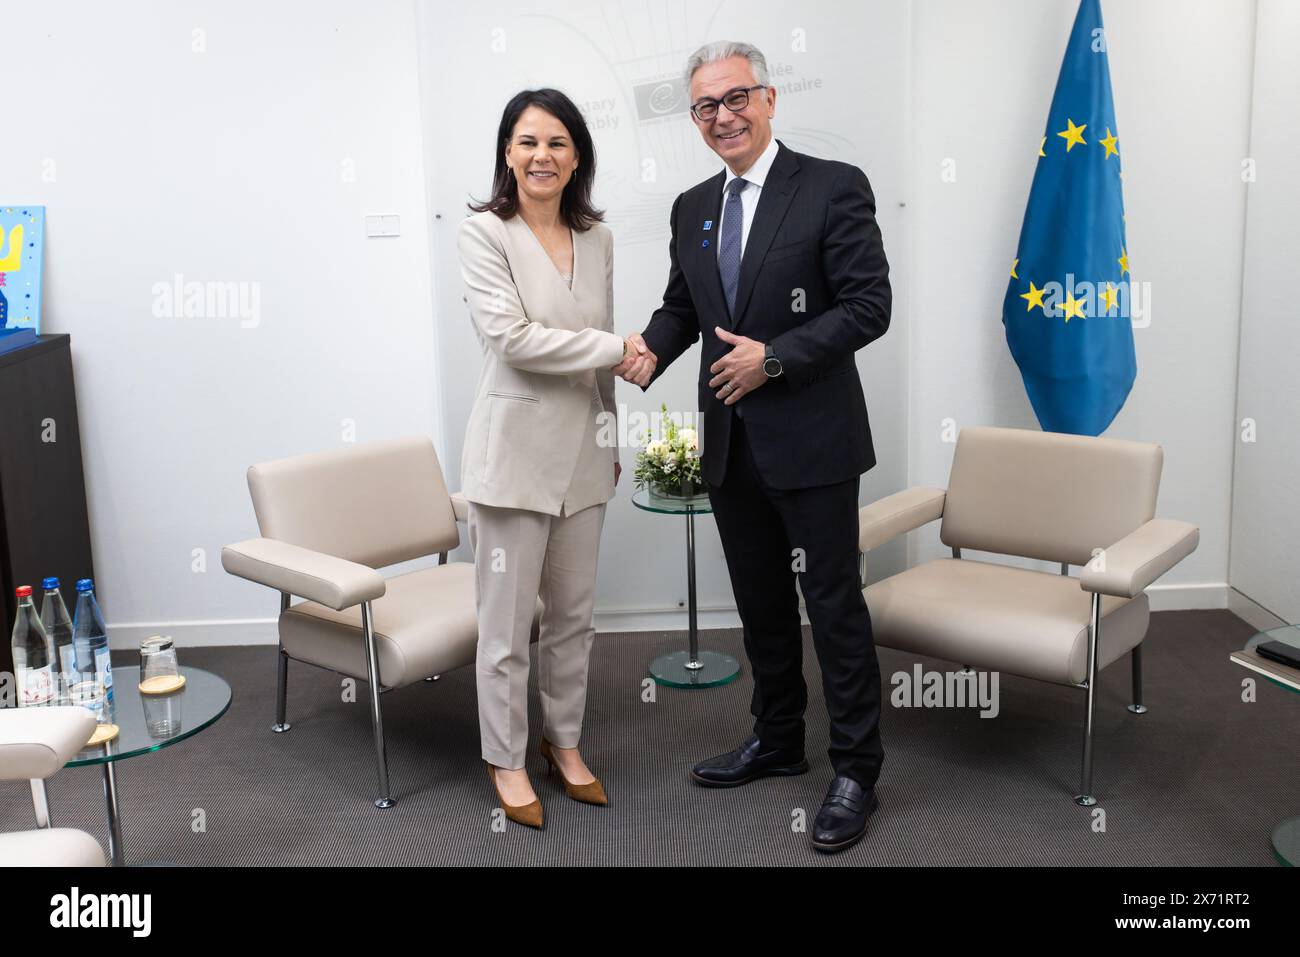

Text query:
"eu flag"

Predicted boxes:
[[1003, 0, 1136, 436]]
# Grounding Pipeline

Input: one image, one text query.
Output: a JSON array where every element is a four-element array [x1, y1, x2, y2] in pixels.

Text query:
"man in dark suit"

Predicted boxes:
[[614, 40, 891, 853]]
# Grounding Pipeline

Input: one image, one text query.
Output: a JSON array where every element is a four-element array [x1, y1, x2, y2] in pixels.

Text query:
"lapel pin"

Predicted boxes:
[[702, 239, 710, 248], [703, 220, 713, 230]]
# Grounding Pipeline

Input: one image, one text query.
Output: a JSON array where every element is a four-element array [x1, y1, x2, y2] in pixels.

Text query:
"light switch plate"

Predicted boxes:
[[365, 214, 400, 237]]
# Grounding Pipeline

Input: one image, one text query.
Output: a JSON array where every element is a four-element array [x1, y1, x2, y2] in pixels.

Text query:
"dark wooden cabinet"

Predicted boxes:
[[0, 334, 95, 678]]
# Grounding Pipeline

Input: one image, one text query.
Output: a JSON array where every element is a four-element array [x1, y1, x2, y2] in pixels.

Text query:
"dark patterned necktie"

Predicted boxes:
[[719, 177, 747, 315]]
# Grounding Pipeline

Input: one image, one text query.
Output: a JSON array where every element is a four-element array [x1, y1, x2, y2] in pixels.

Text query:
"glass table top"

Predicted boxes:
[[1246, 624, 1300, 652], [1243, 624, 1300, 696], [65, 666, 232, 766], [631, 486, 712, 515]]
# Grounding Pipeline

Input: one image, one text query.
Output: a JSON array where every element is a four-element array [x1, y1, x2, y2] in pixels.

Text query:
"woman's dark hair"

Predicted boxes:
[[469, 88, 604, 231]]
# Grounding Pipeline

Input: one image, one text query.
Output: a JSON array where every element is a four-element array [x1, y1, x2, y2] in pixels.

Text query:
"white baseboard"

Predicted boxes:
[[107, 581, 1237, 649], [594, 604, 747, 634], [1225, 587, 1288, 632], [108, 618, 279, 650], [1145, 581, 1228, 611]]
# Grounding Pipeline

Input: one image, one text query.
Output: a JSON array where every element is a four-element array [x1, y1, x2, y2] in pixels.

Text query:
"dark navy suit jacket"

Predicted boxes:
[[641, 140, 892, 489]]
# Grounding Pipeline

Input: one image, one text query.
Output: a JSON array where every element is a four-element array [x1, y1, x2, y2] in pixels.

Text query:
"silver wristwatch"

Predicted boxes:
[[763, 343, 783, 378]]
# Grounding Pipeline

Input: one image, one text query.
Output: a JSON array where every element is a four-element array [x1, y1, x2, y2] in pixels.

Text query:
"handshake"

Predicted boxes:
[[612, 333, 657, 387], [609, 327, 769, 405]]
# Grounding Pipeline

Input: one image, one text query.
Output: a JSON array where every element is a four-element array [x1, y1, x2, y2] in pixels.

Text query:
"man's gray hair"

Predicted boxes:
[[684, 41, 769, 88]]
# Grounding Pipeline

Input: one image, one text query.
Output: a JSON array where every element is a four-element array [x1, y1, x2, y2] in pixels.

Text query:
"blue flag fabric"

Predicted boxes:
[[1003, 0, 1136, 436]]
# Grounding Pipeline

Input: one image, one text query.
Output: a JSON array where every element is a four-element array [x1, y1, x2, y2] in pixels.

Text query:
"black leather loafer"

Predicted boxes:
[[811, 775, 879, 853], [690, 734, 810, 787]]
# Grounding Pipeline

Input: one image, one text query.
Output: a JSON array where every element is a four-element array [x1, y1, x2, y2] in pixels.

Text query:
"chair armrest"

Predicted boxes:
[[859, 487, 947, 553], [1079, 519, 1200, 599], [450, 491, 470, 524], [222, 538, 386, 610], [0, 706, 97, 780]]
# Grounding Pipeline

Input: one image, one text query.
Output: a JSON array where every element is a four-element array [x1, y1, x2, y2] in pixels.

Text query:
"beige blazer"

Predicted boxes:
[[457, 210, 625, 516]]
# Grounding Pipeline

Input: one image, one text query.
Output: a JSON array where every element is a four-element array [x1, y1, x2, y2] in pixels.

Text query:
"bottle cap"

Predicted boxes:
[[42, 577, 59, 590], [15, 585, 32, 598], [76, 578, 94, 593]]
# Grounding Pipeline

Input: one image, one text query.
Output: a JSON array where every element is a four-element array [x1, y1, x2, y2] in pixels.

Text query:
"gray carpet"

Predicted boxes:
[[6, 610, 1295, 866]]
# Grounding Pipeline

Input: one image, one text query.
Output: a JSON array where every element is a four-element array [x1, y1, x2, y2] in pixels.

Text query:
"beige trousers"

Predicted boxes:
[[468, 500, 606, 769]]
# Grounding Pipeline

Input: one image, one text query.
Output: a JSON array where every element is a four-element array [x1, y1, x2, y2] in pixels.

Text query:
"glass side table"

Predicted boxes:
[[1230, 624, 1300, 866], [64, 665, 232, 865], [631, 487, 740, 689]]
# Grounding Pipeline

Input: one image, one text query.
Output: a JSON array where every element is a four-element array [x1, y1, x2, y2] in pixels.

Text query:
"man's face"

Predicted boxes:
[[689, 56, 775, 174]]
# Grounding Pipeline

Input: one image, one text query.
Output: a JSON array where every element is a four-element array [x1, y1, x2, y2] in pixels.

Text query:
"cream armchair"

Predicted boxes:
[[859, 426, 1199, 805], [222, 436, 536, 808], [0, 706, 106, 867]]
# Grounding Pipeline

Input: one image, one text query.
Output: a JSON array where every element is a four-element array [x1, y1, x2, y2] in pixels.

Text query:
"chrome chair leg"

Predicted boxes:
[[1128, 643, 1148, 714], [1075, 592, 1101, 807], [30, 778, 50, 829], [361, 601, 394, 808], [273, 592, 292, 733]]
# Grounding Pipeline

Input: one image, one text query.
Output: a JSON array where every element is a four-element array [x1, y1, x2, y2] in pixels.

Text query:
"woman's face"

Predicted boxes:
[[505, 105, 579, 206]]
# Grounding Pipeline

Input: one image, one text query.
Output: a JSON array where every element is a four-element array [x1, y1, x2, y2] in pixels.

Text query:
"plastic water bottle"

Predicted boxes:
[[11, 586, 56, 707], [72, 578, 113, 702], [40, 577, 76, 702]]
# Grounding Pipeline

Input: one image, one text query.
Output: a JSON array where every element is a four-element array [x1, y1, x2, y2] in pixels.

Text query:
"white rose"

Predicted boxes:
[[680, 428, 699, 450]]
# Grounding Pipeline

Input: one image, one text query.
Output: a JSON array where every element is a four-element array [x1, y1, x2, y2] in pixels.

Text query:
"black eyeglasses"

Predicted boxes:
[[690, 85, 765, 122]]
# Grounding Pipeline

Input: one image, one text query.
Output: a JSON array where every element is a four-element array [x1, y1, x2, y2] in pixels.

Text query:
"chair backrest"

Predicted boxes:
[[246, 436, 459, 569], [940, 426, 1162, 566]]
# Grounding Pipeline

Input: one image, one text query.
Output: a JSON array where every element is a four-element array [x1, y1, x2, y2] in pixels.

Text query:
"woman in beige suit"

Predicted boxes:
[[458, 89, 648, 829]]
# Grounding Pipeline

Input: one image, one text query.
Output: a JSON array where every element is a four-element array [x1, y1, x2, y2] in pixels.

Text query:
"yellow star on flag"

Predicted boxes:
[[1020, 281, 1046, 313], [1118, 248, 1130, 276], [1039, 137, 1046, 158], [1099, 128, 1119, 159], [1099, 283, 1119, 314], [1057, 118, 1087, 152], [1011, 259, 1019, 279], [1061, 293, 1086, 322]]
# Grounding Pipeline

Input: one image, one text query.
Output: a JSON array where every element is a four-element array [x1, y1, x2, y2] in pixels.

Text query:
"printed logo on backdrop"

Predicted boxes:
[[632, 77, 689, 122]]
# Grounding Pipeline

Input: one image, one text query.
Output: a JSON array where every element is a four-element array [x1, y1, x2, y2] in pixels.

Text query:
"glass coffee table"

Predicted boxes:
[[1229, 624, 1300, 866], [63, 665, 231, 865], [631, 488, 740, 688]]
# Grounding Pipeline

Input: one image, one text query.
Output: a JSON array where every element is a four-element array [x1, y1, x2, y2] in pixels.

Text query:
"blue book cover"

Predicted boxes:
[[0, 327, 37, 357], [0, 205, 46, 337]]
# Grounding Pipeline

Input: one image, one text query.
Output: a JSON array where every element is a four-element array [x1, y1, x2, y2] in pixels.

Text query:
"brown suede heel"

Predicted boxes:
[[540, 738, 609, 807]]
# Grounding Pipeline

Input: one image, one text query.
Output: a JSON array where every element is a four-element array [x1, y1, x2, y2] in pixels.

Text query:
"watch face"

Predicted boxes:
[[764, 356, 782, 377]]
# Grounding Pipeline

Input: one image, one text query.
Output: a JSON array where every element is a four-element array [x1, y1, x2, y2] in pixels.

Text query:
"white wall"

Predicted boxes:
[[1229, 0, 1300, 625], [0, 0, 440, 646], [905, 0, 1254, 609], [2, 0, 1282, 648], [417, 0, 910, 631]]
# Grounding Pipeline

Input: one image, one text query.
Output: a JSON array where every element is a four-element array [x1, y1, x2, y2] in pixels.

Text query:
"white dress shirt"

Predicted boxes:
[[716, 134, 780, 261]]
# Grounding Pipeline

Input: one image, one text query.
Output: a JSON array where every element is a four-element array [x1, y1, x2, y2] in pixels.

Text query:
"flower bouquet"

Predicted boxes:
[[634, 404, 707, 504]]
